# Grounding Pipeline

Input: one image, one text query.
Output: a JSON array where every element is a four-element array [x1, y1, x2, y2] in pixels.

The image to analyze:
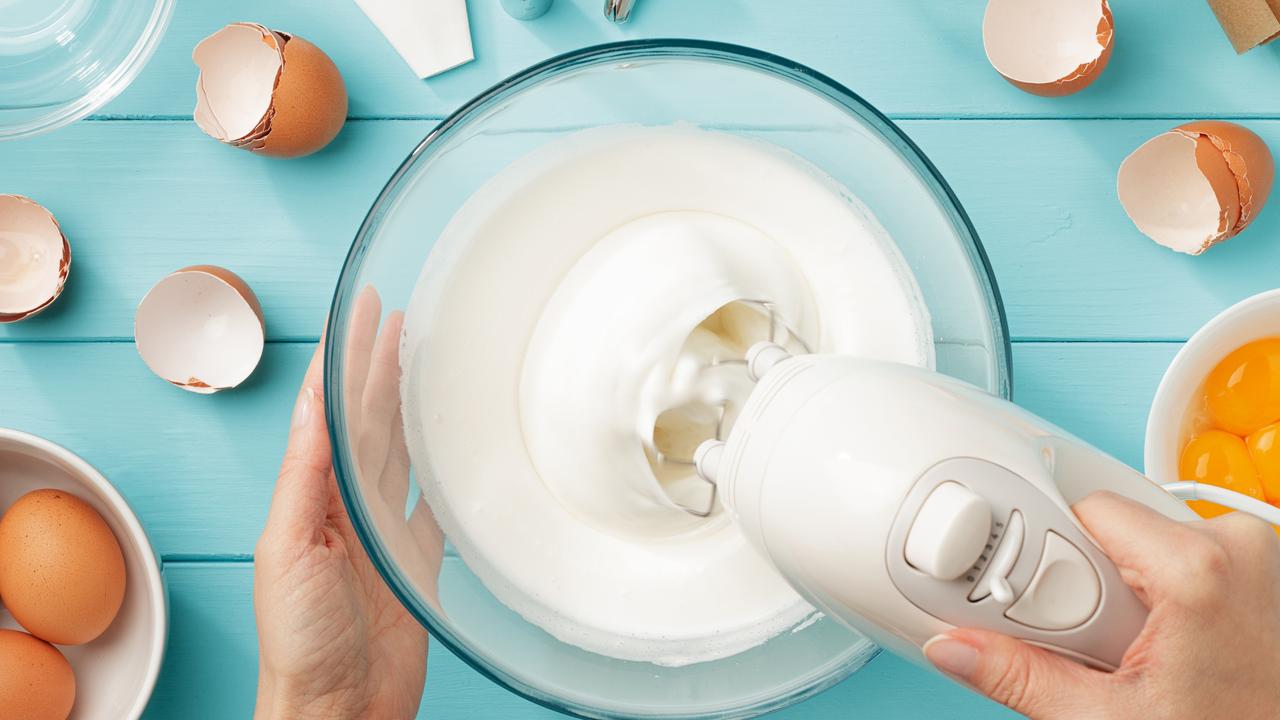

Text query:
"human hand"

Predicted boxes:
[[924, 490, 1280, 719], [254, 288, 435, 720]]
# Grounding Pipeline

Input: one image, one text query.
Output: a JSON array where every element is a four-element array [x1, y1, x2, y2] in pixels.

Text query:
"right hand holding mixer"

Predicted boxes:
[[669, 334, 1280, 674]]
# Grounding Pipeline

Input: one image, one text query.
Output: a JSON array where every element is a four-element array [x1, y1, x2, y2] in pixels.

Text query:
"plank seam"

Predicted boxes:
[[163, 555, 254, 564], [82, 114, 1280, 123]]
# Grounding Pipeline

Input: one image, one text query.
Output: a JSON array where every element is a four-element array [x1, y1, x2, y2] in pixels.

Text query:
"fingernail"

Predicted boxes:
[[293, 387, 314, 429], [924, 635, 980, 680]]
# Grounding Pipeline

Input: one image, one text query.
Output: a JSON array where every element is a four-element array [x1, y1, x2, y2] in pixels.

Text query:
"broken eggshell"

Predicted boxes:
[[135, 266, 265, 393], [983, 0, 1114, 97], [1118, 121, 1275, 255], [193, 23, 347, 158], [0, 195, 70, 323]]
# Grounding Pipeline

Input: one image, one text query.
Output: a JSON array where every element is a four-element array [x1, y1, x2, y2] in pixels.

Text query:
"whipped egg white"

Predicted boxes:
[[401, 125, 932, 666]]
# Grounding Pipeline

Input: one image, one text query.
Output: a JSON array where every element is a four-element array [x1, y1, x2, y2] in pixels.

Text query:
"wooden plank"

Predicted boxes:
[[904, 120, 1280, 342], [0, 342, 304, 557], [107, 0, 1270, 120], [0, 341, 1182, 556], [1014, 342, 1181, 470], [0, 121, 424, 342], [146, 562, 1015, 719], [145, 563, 260, 719], [2, 120, 1276, 343]]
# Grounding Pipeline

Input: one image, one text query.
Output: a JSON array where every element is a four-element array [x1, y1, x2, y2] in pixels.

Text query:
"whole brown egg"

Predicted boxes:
[[0, 489, 127, 644], [0, 629, 76, 719]]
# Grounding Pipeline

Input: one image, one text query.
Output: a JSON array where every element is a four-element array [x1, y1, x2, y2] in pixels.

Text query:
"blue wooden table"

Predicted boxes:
[[3, 0, 1277, 717]]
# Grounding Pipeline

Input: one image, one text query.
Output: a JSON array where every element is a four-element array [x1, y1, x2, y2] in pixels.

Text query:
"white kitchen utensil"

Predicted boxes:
[[694, 342, 1274, 673], [353, 0, 474, 78], [605, 0, 636, 23]]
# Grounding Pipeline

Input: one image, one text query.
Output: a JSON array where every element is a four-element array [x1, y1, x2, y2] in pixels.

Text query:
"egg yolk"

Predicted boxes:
[[1204, 338, 1280, 436], [1246, 422, 1280, 505], [1179, 430, 1266, 519]]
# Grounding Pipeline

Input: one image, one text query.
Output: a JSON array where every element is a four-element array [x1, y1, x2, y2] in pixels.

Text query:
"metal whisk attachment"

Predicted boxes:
[[648, 300, 810, 518], [604, 0, 636, 23], [652, 400, 729, 517]]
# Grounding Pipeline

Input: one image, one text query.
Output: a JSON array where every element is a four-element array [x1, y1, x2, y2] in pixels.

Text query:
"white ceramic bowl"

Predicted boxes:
[[1145, 289, 1280, 484], [0, 428, 167, 720]]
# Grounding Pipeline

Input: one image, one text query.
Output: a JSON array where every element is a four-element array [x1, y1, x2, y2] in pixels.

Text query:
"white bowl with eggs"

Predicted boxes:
[[0, 428, 167, 720], [1145, 289, 1280, 484]]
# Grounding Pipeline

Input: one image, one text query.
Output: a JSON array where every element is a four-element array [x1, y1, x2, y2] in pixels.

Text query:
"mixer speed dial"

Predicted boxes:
[[903, 481, 993, 581]]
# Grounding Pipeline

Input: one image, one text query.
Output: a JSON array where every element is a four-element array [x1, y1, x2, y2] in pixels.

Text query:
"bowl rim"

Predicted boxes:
[[326, 38, 1011, 719], [0, 427, 168, 719], [0, 0, 175, 140], [1144, 288, 1280, 480]]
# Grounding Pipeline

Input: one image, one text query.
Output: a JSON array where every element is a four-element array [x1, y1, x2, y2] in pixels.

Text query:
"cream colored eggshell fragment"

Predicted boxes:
[[983, 0, 1114, 96], [193, 23, 346, 157], [0, 195, 71, 323], [1118, 122, 1275, 255], [193, 24, 282, 143], [1118, 133, 1224, 255], [135, 266, 265, 393]]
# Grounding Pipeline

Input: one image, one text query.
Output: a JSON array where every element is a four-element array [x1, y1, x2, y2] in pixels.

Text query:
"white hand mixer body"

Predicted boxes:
[[691, 343, 1271, 673]]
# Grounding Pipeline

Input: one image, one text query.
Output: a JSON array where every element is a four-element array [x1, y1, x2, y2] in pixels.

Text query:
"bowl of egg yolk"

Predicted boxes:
[[1147, 289, 1280, 530]]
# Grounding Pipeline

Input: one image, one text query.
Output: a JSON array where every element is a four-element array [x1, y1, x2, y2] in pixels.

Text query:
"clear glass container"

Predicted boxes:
[[0, 0, 173, 139], [327, 40, 1011, 719]]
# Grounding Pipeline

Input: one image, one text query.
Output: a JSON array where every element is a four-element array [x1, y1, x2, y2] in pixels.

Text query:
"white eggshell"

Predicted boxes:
[[983, 0, 1113, 96], [0, 195, 70, 323], [193, 23, 283, 143], [134, 267, 265, 393], [1118, 132, 1224, 255], [192, 23, 347, 157], [1118, 122, 1274, 255]]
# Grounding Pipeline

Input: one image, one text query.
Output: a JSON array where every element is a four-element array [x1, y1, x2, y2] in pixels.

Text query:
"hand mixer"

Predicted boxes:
[[670, 334, 1280, 673]]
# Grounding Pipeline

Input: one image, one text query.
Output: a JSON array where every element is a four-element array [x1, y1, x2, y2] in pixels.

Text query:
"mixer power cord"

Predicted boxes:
[[1162, 482, 1280, 527]]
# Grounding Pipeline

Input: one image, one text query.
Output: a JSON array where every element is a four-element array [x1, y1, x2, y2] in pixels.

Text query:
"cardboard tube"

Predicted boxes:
[[1206, 0, 1280, 53]]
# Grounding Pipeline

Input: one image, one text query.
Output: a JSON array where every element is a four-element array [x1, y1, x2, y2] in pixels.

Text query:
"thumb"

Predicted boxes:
[[265, 344, 333, 542], [924, 629, 1115, 719]]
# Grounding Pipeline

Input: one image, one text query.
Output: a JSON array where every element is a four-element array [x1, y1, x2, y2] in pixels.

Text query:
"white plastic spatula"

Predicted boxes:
[[353, 0, 474, 78]]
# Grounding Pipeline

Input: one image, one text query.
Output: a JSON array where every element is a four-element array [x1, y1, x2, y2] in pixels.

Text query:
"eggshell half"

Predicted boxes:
[[193, 23, 347, 157], [983, 0, 1114, 97], [192, 24, 282, 144], [0, 195, 70, 323], [0, 489, 127, 646], [0, 630, 75, 720], [1118, 121, 1274, 254], [135, 266, 266, 393], [257, 32, 348, 158]]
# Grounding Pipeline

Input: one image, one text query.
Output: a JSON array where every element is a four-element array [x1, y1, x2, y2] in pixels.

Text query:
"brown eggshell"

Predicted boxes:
[[1178, 120, 1274, 237], [134, 266, 266, 393], [0, 195, 71, 323], [0, 489, 127, 645], [1118, 121, 1274, 254], [0, 629, 76, 720], [983, 0, 1114, 97], [193, 24, 346, 157], [1189, 133, 1239, 237], [257, 32, 348, 158], [193, 23, 283, 145]]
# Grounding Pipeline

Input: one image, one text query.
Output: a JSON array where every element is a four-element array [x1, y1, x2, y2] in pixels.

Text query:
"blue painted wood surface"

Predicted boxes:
[[0, 0, 1271, 717]]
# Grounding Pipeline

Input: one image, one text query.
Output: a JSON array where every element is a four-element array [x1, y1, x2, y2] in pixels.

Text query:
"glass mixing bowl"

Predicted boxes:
[[327, 40, 1012, 719], [0, 0, 172, 139]]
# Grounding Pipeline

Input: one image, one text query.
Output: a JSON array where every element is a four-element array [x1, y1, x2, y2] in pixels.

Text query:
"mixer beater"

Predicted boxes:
[[645, 300, 810, 517]]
